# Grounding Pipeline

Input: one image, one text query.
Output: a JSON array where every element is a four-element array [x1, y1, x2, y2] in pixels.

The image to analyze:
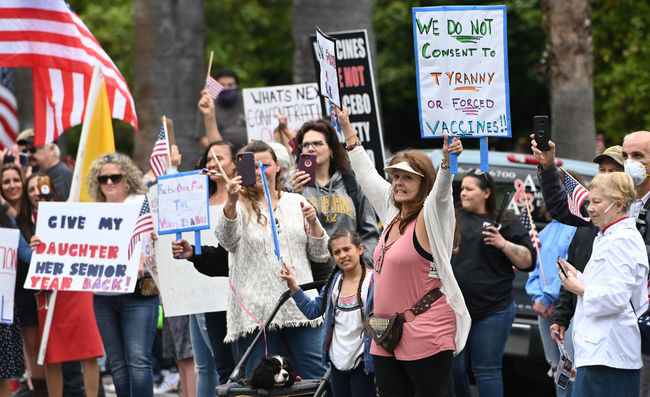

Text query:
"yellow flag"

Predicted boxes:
[[79, 80, 115, 202]]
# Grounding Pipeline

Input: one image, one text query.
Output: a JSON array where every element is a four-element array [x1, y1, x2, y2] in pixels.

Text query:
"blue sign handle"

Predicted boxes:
[[480, 137, 489, 172], [194, 231, 202, 255], [175, 232, 183, 259], [449, 153, 458, 175], [260, 162, 282, 263]]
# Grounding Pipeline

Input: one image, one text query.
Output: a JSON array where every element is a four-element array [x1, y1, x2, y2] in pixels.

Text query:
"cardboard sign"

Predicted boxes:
[[310, 29, 386, 174], [157, 171, 210, 235], [0, 228, 19, 324], [24, 202, 141, 292], [412, 6, 511, 138], [242, 83, 322, 142], [148, 186, 229, 317], [315, 27, 341, 108]]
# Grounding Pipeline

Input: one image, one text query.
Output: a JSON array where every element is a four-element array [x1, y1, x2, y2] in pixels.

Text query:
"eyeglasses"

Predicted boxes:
[[299, 140, 326, 151], [97, 174, 124, 184]]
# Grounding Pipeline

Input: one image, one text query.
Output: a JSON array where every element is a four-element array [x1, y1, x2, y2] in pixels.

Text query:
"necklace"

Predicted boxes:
[[376, 215, 402, 274]]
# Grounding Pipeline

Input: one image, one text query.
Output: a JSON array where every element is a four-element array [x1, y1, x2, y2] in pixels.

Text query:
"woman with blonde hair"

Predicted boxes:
[[559, 172, 648, 397]]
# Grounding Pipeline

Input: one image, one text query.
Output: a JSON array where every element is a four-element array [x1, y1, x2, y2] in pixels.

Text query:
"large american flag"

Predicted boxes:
[[520, 204, 541, 248], [128, 196, 153, 259], [562, 168, 590, 221], [205, 76, 224, 100], [149, 126, 169, 178], [0, 68, 18, 148], [0, 1, 137, 145]]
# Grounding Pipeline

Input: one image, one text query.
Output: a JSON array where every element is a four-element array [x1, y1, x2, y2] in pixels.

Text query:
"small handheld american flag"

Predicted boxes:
[[128, 197, 154, 259], [562, 168, 590, 221], [206, 76, 224, 100], [521, 205, 541, 248], [149, 126, 169, 178]]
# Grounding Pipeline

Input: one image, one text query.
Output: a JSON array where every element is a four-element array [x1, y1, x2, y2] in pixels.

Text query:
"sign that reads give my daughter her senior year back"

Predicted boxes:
[[24, 202, 141, 293], [412, 5, 511, 138], [156, 170, 210, 235]]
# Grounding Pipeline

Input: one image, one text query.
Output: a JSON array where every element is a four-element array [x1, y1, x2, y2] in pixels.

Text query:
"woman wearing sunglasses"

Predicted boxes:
[[451, 170, 535, 397], [291, 120, 379, 281], [335, 106, 469, 397], [87, 153, 158, 397]]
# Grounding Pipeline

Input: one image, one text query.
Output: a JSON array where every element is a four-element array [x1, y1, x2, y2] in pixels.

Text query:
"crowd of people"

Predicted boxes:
[[1, 67, 650, 397]]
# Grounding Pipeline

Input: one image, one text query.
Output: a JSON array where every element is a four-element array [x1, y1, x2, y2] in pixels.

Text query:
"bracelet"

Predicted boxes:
[[345, 141, 362, 151]]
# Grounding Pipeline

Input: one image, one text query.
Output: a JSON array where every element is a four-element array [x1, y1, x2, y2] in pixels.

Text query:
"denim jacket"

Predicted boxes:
[[291, 269, 374, 374]]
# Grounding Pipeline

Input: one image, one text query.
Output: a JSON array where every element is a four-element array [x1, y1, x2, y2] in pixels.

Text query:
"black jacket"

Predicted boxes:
[[187, 244, 229, 277]]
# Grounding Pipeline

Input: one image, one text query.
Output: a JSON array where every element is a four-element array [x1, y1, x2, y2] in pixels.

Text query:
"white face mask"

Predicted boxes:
[[624, 159, 648, 186]]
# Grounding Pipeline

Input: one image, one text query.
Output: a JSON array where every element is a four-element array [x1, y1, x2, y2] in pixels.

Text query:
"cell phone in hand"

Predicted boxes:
[[18, 153, 29, 167], [557, 257, 569, 278], [236, 152, 256, 186], [533, 115, 551, 151], [3, 154, 14, 164], [298, 153, 317, 187]]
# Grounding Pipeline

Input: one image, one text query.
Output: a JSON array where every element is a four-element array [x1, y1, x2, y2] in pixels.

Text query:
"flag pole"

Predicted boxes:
[[37, 66, 104, 365], [162, 115, 172, 169], [523, 190, 545, 286], [205, 50, 214, 83]]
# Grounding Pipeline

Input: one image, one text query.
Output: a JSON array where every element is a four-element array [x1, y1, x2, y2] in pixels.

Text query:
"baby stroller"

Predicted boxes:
[[217, 281, 331, 396]]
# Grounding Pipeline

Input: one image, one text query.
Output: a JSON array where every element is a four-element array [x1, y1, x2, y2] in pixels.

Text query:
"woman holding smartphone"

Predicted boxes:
[[291, 120, 379, 280]]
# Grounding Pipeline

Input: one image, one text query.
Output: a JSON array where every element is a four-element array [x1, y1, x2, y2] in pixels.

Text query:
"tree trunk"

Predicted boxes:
[[542, 0, 595, 161], [292, 0, 378, 84], [133, 0, 204, 170]]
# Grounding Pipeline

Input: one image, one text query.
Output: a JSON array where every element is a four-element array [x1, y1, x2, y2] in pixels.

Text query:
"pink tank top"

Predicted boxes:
[[371, 218, 456, 360]]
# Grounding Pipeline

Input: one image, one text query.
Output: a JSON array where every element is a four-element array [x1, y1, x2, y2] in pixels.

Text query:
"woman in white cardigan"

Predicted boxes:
[[215, 140, 330, 379], [559, 171, 648, 397], [335, 107, 470, 397]]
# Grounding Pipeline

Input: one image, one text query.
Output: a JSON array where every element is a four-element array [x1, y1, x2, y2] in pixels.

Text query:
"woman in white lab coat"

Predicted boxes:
[[559, 172, 648, 397]]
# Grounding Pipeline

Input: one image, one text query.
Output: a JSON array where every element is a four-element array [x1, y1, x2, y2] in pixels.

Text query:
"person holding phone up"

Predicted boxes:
[[557, 172, 648, 397], [215, 140, 330, 379], [451, 170, 536, 397], [291, 120, 379, 280]]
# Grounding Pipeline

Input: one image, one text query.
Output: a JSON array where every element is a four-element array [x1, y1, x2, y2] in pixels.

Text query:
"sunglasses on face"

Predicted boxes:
[[97, 174, 124, 184]]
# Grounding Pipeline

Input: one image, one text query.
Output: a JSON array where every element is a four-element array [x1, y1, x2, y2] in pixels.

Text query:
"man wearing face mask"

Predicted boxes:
[[196, 69, 248, 150]]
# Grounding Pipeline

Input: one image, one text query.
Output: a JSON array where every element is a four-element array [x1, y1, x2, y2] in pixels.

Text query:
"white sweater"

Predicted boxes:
[[347, 146, 471, 354], [215, 192, 330, 342]]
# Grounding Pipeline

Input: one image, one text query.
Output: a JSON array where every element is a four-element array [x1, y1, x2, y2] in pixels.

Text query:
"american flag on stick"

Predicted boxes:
[[128, 196, 154, 259], [561, 167, 590, 221], [205, 76, 224, 100], [149, 126, 169, 178], [0, 68, 18, 148]]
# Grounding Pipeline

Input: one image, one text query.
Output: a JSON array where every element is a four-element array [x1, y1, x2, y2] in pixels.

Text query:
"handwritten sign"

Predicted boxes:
[[242, 83, 322, 142], [316, 27, 341, 108], [0, 228, 19, 324], [149, 186, 229, 317], [24, 202, 140, 292], [157, 171, 210, 235], [412, 6, 510, 138]]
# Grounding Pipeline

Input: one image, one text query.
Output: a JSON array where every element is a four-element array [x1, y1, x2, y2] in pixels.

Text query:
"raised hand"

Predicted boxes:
[[171, 239, 193, 260], [442, 133, 463, 164], [291, 170, 311, 194], [198, 89, 215, 116], [530, 133, 556, 168], [280, 262, 299, 292]]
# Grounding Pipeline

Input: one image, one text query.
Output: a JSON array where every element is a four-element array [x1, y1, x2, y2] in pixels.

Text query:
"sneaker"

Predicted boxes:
[[153, 371, 180, 394]]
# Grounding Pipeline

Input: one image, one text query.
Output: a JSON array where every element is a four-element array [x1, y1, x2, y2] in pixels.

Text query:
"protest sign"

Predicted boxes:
[[242, 83, 322, 142], [0, 228, 19, 324], [148, 186, 229, 317], [24, 202, 140, 293], [315, 27, 341, 108], [310, 29, 386, 174], [412, 6, 510, 138]]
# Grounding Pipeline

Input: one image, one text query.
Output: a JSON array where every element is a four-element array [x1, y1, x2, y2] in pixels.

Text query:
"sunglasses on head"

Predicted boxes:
[[97, 174, 124, 184]]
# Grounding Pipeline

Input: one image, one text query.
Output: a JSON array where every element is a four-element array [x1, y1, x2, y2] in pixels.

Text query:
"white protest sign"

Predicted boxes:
[[0, 228, 19, 324], [24, 202, 140, 293], [157, 171, 210, 235], [412, 6, 511, 137], [316, 27, 341, 108], [148, 186, 229, 317], [242, 83, 322, 142]]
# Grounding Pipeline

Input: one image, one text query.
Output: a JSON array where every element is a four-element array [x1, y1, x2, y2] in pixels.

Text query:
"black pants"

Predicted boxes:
[[373, 350, 454, 397]]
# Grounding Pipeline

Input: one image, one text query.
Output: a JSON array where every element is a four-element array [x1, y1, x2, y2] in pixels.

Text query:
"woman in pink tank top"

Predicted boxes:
[[337, 105, 469, 397]]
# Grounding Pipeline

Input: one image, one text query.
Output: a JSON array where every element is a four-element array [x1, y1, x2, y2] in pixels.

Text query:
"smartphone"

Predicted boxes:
[[533, 115, 551, 151], [37, 176, 53, 199], [557, 257, 569, 278], [3, 154, 14, 164], [236, 152, 256, 186], [18, 153, 28, 167], [298, 153, 317, 187]]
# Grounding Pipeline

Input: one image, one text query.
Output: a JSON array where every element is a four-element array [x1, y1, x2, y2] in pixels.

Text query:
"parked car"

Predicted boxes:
[[427, 149, 597, 396]]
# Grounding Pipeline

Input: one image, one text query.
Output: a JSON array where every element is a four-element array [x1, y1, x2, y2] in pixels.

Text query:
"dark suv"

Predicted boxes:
[[427, 149, 597, 396]]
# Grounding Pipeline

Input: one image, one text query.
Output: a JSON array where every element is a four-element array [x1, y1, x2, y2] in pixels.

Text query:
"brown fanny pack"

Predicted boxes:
[[365, 288, 443, 352]]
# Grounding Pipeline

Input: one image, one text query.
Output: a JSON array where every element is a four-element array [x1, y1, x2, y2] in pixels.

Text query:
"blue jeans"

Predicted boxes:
[[94, 294, 159, 397], [453, 302, 515, 397], [190, 313, 219, 395], [330, 363, 375, 397], [573, 365, 640, 397], [538, 316, 574, 397], [232, 326, 326, 379]]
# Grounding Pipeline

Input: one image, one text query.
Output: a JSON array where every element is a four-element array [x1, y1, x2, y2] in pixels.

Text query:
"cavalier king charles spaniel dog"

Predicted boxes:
[[249, 355, 297, 390]]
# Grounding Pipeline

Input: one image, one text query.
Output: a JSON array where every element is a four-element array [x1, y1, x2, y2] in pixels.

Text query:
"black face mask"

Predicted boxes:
[[217, 87, 238, 107]]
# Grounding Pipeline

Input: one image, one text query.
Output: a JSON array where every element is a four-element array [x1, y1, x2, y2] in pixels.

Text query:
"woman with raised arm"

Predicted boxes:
[[335, 107, 470, 397]]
